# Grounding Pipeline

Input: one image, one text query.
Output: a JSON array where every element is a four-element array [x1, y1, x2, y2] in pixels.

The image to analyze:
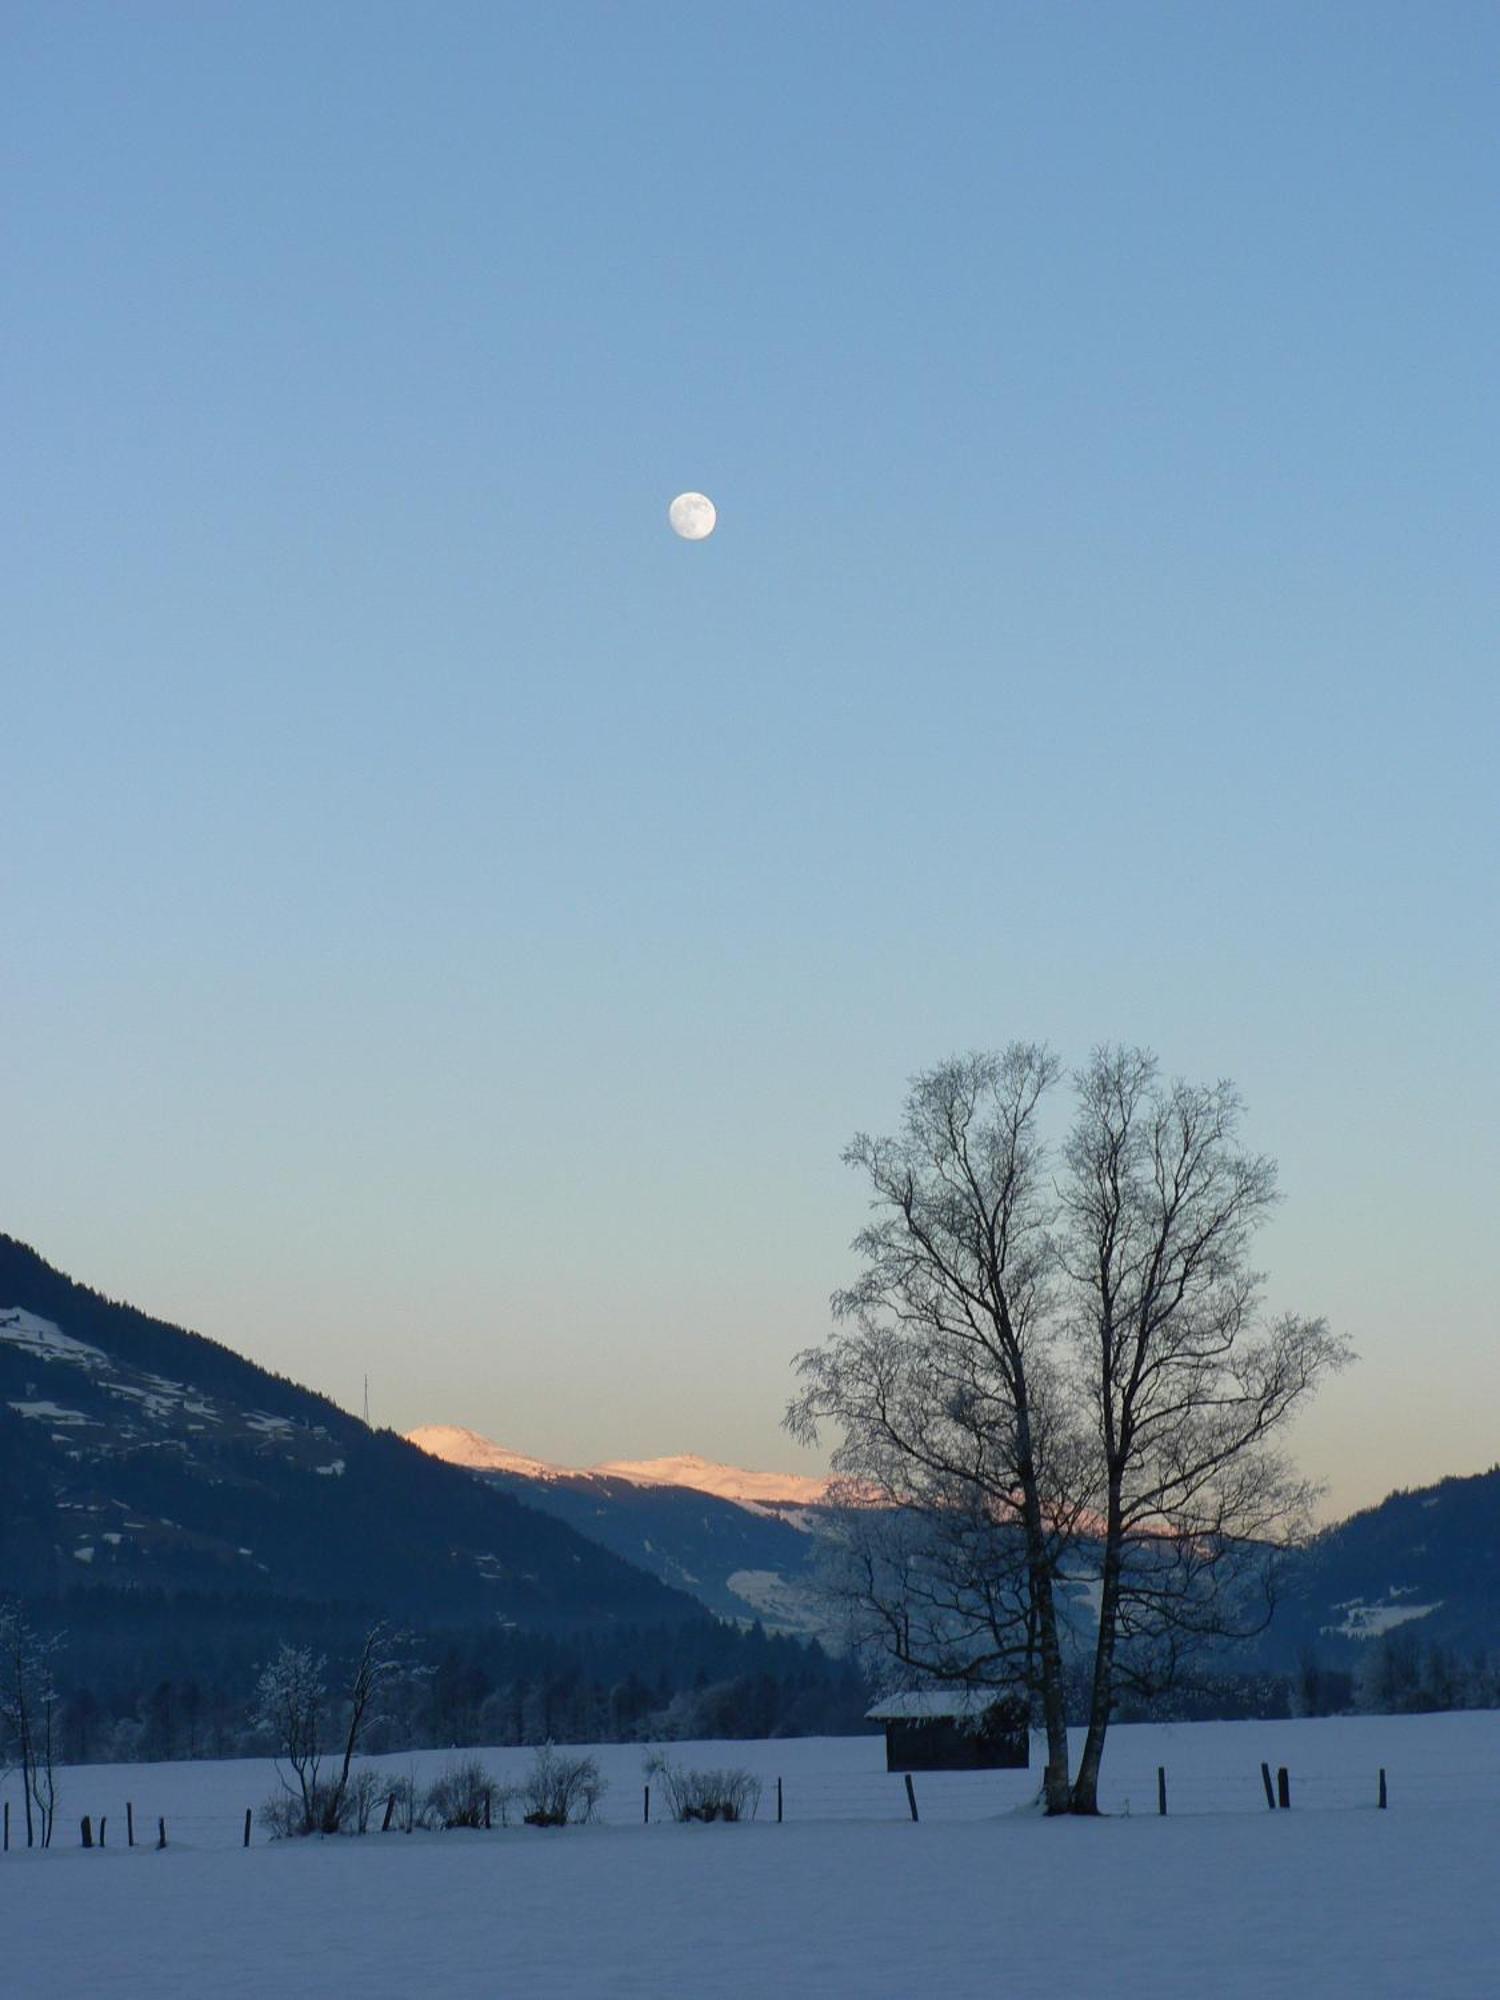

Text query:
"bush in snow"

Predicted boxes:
[[521, 1746, 606, 1826], [426, 1757, 508, 1829], [347, 1766, 384, 1834], [644, 1753, 761, 1823], [260, 1776, 350, 1839]]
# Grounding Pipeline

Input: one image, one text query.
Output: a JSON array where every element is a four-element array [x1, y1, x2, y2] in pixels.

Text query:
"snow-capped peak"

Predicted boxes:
[[404, 1426, 566, 1482], [590, 1453, 830, 1506], [405, 1428, 829, 1506]]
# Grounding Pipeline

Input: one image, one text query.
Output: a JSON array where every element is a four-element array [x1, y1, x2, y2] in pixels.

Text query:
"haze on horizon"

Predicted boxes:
[[3, 4, 1496, 1524]]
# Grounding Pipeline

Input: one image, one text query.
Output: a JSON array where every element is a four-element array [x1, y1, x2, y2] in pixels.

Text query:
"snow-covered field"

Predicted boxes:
[[7, 1713, 1500, 1997]]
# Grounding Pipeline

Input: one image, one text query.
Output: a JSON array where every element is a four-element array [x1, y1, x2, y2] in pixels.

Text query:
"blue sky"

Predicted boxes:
[[4, 3, 1496, 1515]]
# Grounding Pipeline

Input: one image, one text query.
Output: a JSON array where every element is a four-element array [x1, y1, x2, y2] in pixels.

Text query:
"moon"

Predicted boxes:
[[668, 491, 717, 541]]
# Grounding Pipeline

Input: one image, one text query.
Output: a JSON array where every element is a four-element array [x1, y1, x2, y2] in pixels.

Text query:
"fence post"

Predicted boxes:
[[243, 1808, 253, 1848], [127, 1801, 135, 1848], [903, 1773, 919, 1823], [777, 1776, 783, 1825], [3, 1800, 8, 1851], [99, 1816, 107, 1848], [1260, 1762, 1276, 1810], [381, 1792, 396, 1833], [1378, 1768, 1387, 1810], [1157, 1767, 1167, 1816], [484, 1791, 492, 1831], [157, 1817, 167, 1850], [1277, 1767, 1291, 1810], [643, 1784, 650, 1825], [81, 1815, 93, 1849]]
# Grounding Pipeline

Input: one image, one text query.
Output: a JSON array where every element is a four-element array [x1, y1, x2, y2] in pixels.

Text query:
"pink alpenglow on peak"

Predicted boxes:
[[590, 1453, 830, 1506], [404, 1426, 566, 1482], [406, 1427, 829, 1506]]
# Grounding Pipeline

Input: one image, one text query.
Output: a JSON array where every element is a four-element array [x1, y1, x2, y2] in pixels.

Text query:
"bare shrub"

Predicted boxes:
[[347, 1766, 383, 1834], [426, 1757, 508, 1829], [385, 1773, 421, 1833], [644, 1753, 761, 1823], [521, 1746, 606, 1826], [259, 1776, 349, 1840]]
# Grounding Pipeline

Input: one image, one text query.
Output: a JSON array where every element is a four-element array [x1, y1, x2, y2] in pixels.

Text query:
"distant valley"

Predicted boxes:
[[408, 1425, 1500, 1679], [408, 1425, 834, 1638]]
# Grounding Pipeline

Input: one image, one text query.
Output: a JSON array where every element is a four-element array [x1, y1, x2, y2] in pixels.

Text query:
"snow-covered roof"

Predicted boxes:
[[866, 1689, 1014, 1721]]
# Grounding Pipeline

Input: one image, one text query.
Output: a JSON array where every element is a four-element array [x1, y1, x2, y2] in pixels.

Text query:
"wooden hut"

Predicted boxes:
[[867, 1688, 1031, 1773]]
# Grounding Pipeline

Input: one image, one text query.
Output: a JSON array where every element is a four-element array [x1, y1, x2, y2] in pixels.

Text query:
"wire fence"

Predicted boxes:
[[11, 1760, 1500, 1848], [12, 1753, 1500, 1855]]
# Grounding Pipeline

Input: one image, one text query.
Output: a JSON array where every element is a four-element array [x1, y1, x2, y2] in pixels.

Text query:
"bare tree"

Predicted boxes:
[[789, 1044, 1350, 1816], [0, 1599, 62, 1849], [252, 1643, 329, 1834], [1060, 1046, 1351, 1811], [329, 1623, 405, 1826], [253, 1624, 408, 1836], [787, 1047, 1084, 1815]]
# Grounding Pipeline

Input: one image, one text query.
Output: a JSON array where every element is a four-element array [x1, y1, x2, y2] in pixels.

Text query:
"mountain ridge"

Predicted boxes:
[[405, 1423, 833, 1637], [0, 1234, 702, 1635], [408, 1423, 1500, 1672], [407, 1424, 831, 1506]]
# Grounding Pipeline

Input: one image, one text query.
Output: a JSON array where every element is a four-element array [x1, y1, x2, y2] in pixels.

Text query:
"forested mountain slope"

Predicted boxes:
[[0, 1234, 699, 1634]]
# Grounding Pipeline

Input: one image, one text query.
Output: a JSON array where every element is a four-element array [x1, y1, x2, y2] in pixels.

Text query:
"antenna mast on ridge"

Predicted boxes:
[[363, 1373, 370, 1427]]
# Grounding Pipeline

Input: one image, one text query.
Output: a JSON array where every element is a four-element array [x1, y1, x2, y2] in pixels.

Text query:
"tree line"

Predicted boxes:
[[2, 1591, 869, 1772]]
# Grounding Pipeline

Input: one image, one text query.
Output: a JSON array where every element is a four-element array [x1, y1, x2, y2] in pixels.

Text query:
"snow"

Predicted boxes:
[[867, 1689, 1006, 1719], [726, 1567, 828, 1635], [5, 1714, 1500, 1996], [407, 1425, 830, 1504], [314, 1460, 346, 1477], [0, 1306, 108, 1368], [590, 1452, 830, 1505], [7, 1398, 89, 1423], [1326, 1595, 1443, 1639], [107, 1381, 185, 1419], [406, 1424, 567, 1479]]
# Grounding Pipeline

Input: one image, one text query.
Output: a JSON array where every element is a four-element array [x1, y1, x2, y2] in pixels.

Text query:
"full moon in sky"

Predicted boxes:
[[668, 492, 717, 541]]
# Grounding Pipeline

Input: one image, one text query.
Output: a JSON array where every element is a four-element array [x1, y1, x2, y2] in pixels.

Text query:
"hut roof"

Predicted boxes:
[[866, 1688, 1010, 1722]]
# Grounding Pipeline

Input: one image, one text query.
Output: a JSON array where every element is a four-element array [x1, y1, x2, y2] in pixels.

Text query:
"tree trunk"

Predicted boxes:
[[1030, 1559, 1073, 1813], [1015, 1421, 1072, 1814], [1070, 1494, 1124, 1815], [18, 1709, 36, 1849]]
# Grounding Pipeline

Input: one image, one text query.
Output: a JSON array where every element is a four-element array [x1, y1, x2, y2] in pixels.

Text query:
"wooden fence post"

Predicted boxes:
[[776, 1776, 783, 1824], [127, 1801, 135, 1848], [1260, 1762, 1276, 1810], [1157, 1767, 1167, 1816], [3, 1800, 8, 1851], [157, 1817, 167, 1850], [99, 1816, 107, 1848], [81, 1815, 93, 1848], [483, 1790, 492, 1831], [1378, 1768, 1387, 1810], [643, 1784, 650, 1825], [904, 1773, 919, 1823], [1277, 1767, 1291, 1810], [243, 1808, 253, 1848], [381, 1792, 396, 1832]]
